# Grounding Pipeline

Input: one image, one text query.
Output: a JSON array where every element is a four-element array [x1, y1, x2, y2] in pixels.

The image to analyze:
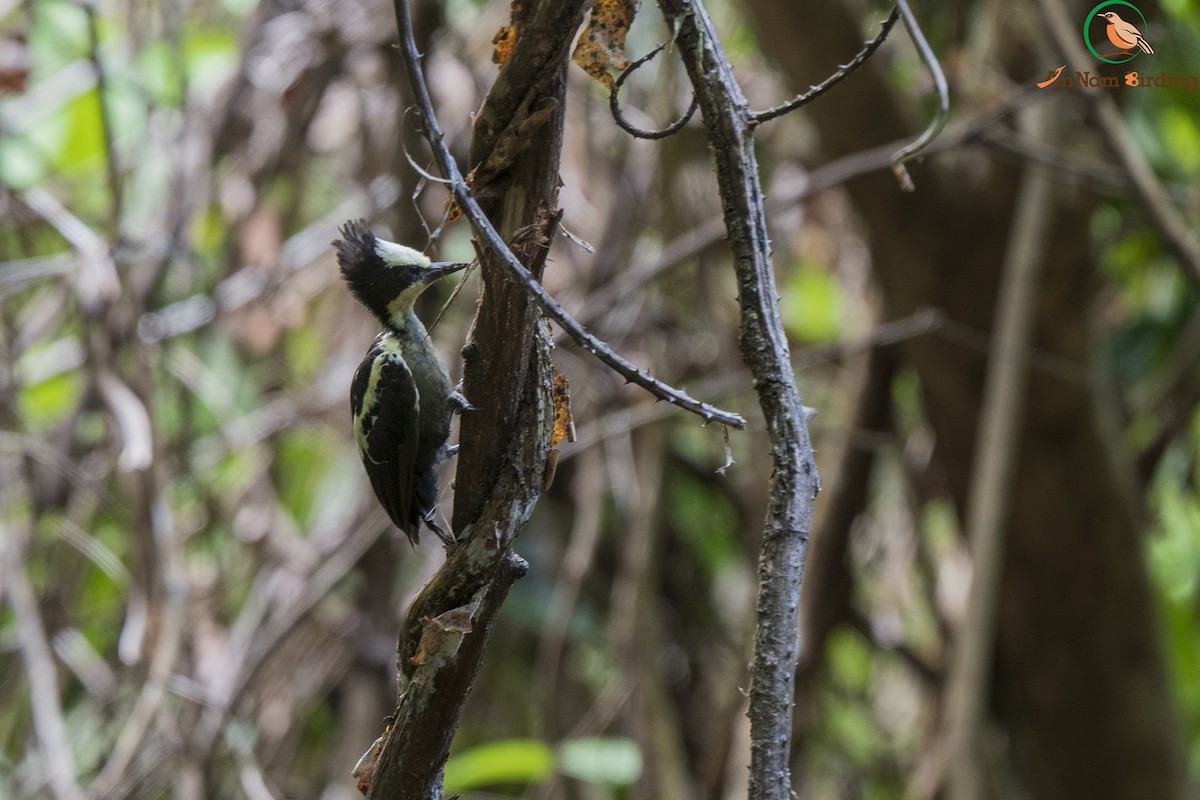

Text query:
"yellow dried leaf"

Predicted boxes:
[[551, 368, 575, 448], [493, 24, 518, 65], [571, 0, 639, 90]]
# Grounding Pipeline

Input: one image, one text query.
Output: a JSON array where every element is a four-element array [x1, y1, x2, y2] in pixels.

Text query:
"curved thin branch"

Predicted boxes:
[[750, 6, 901, 125], [392, 3, 746, 430], [400, 104, 457, 186], [609, 42, 700, 139], [889, 0, 950, 191]]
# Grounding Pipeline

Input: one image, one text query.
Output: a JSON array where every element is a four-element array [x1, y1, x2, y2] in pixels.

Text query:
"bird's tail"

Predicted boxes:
[[1139, 39, 1154, 54]]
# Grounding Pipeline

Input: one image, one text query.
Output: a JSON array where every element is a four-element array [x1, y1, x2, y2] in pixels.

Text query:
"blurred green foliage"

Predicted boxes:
[[781, 260, 843, 343], [442, 736, 642, 795], [3, 0, 1200, 796]]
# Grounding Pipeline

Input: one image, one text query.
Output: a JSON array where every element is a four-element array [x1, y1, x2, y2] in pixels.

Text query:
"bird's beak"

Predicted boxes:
[[425, 261, 471, 282]]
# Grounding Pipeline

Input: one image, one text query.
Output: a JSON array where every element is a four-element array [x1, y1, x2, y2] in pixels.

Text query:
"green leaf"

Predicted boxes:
[[57, 89, 106, 171], [443, 739, 555, 791], [185, 29, 240, 98], [284, 326, 325, 386], [557, 737, 643, 786], [1159, 105, 1200, 175], [30, 0, 90, 72], [135, 40, 185, 106], [0, 136, 49, 189], [780, 261, 842, 343], [18, 371, 83, 432], [668, 471, 737, 578], [275, 427, 342, 525], [827, 628, 872, 690]]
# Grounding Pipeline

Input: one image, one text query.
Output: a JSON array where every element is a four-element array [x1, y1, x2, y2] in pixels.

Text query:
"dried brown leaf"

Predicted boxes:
[[408, 602, 479, 667], [351, 726, 388, 795], [571, 0, 639, 90], [551, 367, 575, 447], [492, 24, 518, 65]]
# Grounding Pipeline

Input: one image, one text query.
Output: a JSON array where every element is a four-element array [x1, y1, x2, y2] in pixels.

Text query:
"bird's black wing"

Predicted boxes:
[[350, 335, 421, 544]]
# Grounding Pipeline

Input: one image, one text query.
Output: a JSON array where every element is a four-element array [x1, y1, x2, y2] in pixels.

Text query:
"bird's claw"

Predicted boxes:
[[449, 388, 477, 414], [422, 511, 457, 546]]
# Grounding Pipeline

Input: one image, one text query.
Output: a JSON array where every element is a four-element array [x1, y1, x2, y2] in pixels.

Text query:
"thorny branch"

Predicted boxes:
[[609, 41, 700, 139], [653, 0, 824, 798], [750, 6, 901, 124], [394, 6, 745, 430]]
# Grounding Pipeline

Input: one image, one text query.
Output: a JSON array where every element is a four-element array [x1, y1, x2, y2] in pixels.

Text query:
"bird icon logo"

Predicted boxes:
[[1085, 1, 1153, 64], [1099, 11, 1153, 54]]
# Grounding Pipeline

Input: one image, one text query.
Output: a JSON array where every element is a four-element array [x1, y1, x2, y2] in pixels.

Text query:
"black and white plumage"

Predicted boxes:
[[335, 219, 468, 546]]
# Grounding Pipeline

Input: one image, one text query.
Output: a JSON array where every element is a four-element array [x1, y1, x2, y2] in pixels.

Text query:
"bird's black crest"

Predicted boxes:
[[336, 219, 405, 326], [334, 219, 384, 305], [335, 219, 376, 261]]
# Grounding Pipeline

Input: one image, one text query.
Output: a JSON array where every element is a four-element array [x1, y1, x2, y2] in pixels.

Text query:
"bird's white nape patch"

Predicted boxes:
[[374, 238, 432, 268]]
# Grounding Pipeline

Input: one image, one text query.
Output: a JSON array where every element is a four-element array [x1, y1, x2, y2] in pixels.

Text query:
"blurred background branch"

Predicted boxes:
[[0, 0, 1196, 797]]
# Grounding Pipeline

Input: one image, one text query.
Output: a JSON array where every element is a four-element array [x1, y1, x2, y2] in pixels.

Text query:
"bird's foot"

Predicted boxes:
[[448, 391, 475, 417], [422, 510, 457, 546], [448, 384, 477, 414]]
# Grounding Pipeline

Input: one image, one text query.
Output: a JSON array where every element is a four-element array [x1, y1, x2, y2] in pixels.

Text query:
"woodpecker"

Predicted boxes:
[[334, 219, 469, 546]]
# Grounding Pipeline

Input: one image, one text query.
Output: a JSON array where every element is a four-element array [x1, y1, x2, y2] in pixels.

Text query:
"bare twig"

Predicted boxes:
[[83, 3, 123, 227], [399, 105, 456, 186], [583, 89, 1047, 323], [941, 100, 1055, 800], [564, 305, 1093, 463], [889, 0, 950, 191], [1, 522, 85, 800], [190, 513, 385, 758], [86, 485, 186, 800], [790, 339, 896, 778], [750, 6, 901, 124], [392, 0, 746, 430], [533, 446, 606, 719], [609, 41, 700, 139], [845, 609, 941, 686], [655, 1, 821, 798], [20, 186, 119, 311]]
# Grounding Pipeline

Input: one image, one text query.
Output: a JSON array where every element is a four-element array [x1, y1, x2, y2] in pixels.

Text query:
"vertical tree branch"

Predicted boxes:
[[366, 2, 585, 797], [654, 1, 820, 797], [942, 101, 1055, 800]]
